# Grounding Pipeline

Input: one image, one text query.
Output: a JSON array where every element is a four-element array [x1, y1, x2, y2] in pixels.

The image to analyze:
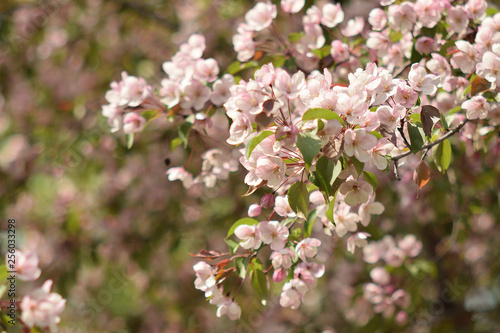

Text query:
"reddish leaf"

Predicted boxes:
[[413, 161, 430, 197], [421, 105, 441, 137], [190, 249, 224, 260], [471, 76, 491, 96]]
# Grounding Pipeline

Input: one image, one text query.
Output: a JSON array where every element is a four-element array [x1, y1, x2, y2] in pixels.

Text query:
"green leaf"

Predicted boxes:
[[226, 60, 259, 75], [407, 122, 425, 154], [304, 209, 317, 238], [370, 131, 383, 139], [179, 122, 193, 148], [302, 108, 344, 126], [234, 257, 247, 279], [141, 109, 159, 121], [126, 133, 134, 149], [288, 32, 304, 43], [288, 182, 309, 218], [309, 157, 342, 199], [250, 266, 268, 296], [363, 171, 378, 190], [224, 238, 240, 255], [486, 7, 499, 16], [169, 137, 183, 151], [410, 42, 424, 64], [326, 178, 343, 223], [226, 218, 259, 238], [434, 139, 452, 173], [448, 106, 462, 115], [439, 113, 449, 131], [350, 156, 365, 178], [0, 285, 6, 299], [246, 130, 273, 159], [0, 264, 7, 281], [297, 133, 323, 168]]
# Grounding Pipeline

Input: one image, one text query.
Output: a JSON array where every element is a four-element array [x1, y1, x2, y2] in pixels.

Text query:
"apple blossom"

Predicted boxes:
[[21, 280, 66, 331], [234, 224, 262, 249]]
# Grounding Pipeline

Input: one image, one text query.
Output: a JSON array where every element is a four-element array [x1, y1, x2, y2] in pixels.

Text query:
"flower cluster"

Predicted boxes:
[[5, 250, 66, 332], [100, 0, 500, 323]]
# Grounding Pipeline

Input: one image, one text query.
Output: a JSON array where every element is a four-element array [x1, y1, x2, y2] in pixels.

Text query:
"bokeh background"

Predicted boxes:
[[0, 0, 499, 332]]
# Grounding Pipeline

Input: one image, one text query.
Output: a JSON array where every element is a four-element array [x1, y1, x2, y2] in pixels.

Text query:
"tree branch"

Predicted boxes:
[[392, 118, 470, 162]]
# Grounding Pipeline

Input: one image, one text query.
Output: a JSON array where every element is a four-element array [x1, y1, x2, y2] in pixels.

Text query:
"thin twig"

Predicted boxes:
[[392, 119, 470, 161]]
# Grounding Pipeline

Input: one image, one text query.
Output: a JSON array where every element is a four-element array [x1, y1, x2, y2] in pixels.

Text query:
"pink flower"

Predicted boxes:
[[341, 17, 365, 37], [464, 0, 487, 20], [450, 41, 478, 73], [321, 3, 344, 28], [408, 63, 439, 95], [359, 196, 385, 226], [370, 267, 391, 285], [21, 280, 66, 331], [384, 247, 406, 267], [347, 232, 370, 254], [388, 2, 416, 32], [462, 96, 490, 120], [368, 8, 387, 31], [216, 298, 242, 320], [295, 238, 321, 262], [255, 155, 287, 188], [446, 6, 469, 35], [274, 70, 306, 99], [280, 287, 302, 309], [333, 202, 360, 237], [364, 282, 384, 304], [259, 221, 289, 250], [123, 112, 146, 134], [394, 82, 418, 108], [248, 204, 262, 217], [476, 51, 500, 83], [397, 234, 423, 257], [226, 111, 252, 145], [234, 224, 262, 249], [8, 250, 41, 281], [330, 40, 350, 63], [415, 36, 437, 55], [377, 105, 405, 132], [245, 1, 277, 32], [193, 262, 216, 291], [166, 167, 194, 189], [211, 74, 234, 106], [281, 0, 305, 14], [414, 0, 443, 28], [274, 195, 296, 218], [392, 289, 411, 308], [233, 25, 255, 62], [179, 34, 206, 59], [194, 58, 219, 82], [339, 178, 373, 206], [271, 248, 296, 269], [181, 79, 211, 110], [159, 79, 181, 108], [343, 129, 378, 163]]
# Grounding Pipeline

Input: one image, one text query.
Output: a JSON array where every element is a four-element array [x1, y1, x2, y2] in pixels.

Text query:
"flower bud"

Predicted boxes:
[[260, 194, 275, 209], [273, 268, 286, 282], [248, 204, 262, 217]]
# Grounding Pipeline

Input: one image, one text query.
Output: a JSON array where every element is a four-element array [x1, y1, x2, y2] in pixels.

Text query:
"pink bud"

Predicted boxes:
[[395, 310, 408, 325], [273, 268, 286, 282], [248, 204, 262, 217], [260, 194, 275, 209]]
